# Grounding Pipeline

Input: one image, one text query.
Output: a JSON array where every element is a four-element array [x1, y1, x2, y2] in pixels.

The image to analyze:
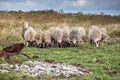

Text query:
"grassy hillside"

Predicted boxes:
[[0, 10, 120, 80], [0, 10, 120, 45]]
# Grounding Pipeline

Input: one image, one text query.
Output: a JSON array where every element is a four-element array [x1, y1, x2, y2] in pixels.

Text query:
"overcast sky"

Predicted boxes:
[[0, 0, 120, 15]]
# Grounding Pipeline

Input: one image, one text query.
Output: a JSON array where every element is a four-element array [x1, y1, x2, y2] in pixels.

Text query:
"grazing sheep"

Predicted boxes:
[[43, 30, 52, 48], [88, 25, 99, 40], [69, 27, 81, 47], [51, 27, 63, 47], [78, 27, 86, 43], [88, 26, 102, 47], [22, 22, 37, 46], [62, 26, 70, 47], [35, 30, 44, 48], [100, 28, 110, 42]]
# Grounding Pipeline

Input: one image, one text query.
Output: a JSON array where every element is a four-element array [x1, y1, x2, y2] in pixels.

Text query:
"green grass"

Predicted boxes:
[[0, 39, 120, 80]]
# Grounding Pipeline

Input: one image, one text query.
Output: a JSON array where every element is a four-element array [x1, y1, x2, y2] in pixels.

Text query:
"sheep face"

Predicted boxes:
[[23, 22, 29, 30], [70, 37, 79, 47]]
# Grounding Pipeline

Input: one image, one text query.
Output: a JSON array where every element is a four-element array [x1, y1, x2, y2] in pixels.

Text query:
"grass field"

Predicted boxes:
[[0, 10, 120, 80], [0, 38, 120, 80]]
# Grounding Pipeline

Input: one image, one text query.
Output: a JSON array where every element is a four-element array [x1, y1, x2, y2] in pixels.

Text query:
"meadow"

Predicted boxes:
[[0, 10, 120, 80]]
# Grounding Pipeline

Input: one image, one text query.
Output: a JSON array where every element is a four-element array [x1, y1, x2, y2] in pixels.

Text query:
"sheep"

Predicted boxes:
[[43, 30, 52, 48], [51, 27, 63, 47], [78, 27, 86, 43], [22, 22, 37, 47], [62, 26, 70, 47], [88, 25, 102, 47], [88, 25, 99, 38], [69, 27, 81, 47], [100, 28, 110, 42], [35, 30, 44, 48]]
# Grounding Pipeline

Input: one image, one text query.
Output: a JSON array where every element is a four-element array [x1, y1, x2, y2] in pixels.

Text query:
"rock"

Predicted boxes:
[[24, 61, 33, 67], [0, 63, 9, 69], [20, 64, 29, 70], [14, 64, 20, 72], [0, 61, 92, 77], [9, 65, 14, 69]]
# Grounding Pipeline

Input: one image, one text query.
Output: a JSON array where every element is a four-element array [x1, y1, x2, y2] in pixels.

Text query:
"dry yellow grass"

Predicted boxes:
[[0, 10, 120, 45]]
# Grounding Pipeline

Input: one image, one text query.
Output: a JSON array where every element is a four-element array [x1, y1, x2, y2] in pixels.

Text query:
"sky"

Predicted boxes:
[[0, 0, 120, 15]]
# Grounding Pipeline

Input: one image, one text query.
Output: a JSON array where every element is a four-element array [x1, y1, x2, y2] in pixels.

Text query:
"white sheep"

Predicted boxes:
[[22, 22, 37, 46], [62, 26, 70, 47], [88, 25, 102, 47], [51, 27, 63, 47], [69, 27, 81, 47], [100, 28, 110, 42], [43, 30, 52, 48], [78, 27, 86, 43], [35, 30, 44, 48]]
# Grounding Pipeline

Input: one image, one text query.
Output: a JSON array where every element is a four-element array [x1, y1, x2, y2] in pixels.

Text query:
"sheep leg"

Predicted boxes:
[[45, 43, 47, 48], [76, 42, 79, 47], [41, 43, 44, 48], [32, 41, 36, 47], [56, 42, 59, 47], [61, 42, 65, 47], [53, 40, 56, 47], [45, 43, 50, 48], [38, 43, 43, 48], [70, 41, 74, 47], [28, 41, 33, 47], [99, 41, 101, 46], [97, 41, 100, 46], [58, 43, 62, 48], [48, 43, 51, 48], [36, 44, 40, 48], [90, 39, 93, 45], [74, 42, 78, 47], [67, 42, 70, 47]]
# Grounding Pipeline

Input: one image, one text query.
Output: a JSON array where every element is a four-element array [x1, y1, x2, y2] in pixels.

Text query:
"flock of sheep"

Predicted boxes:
[[22, 22, 109, 48]]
